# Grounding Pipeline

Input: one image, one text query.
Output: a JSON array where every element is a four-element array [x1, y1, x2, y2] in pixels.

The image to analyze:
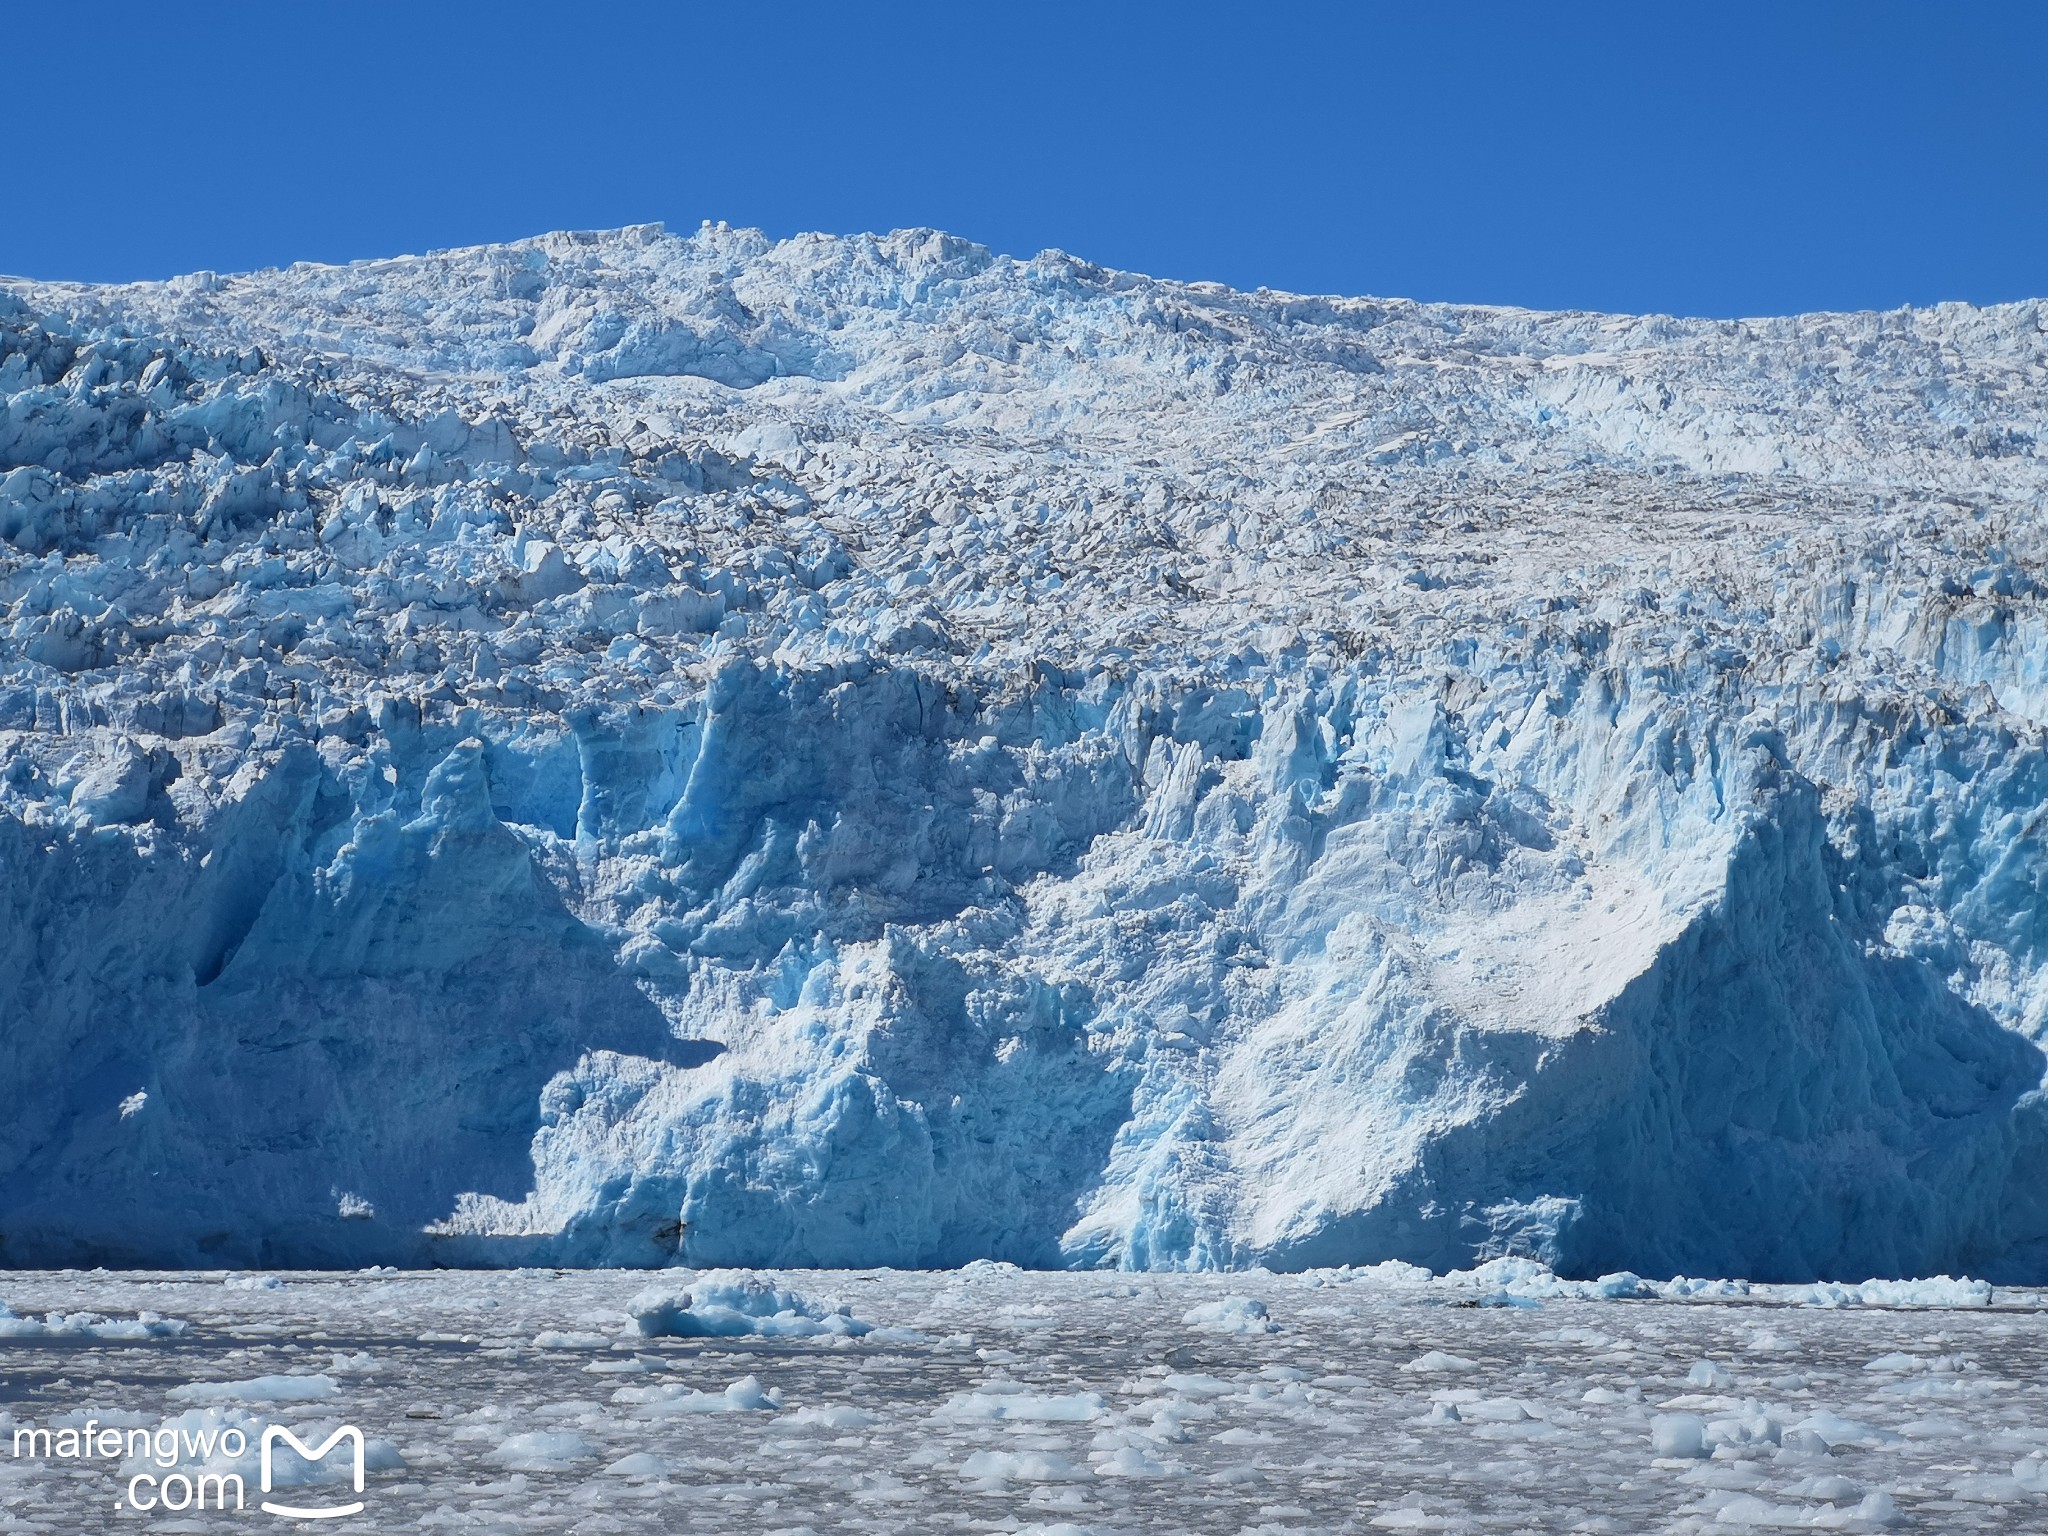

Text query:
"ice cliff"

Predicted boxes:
[[4, 222, 2048, 1279]]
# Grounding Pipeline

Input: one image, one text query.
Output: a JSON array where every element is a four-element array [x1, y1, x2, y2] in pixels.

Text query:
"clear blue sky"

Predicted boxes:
[[9, 1, 2045, 317]]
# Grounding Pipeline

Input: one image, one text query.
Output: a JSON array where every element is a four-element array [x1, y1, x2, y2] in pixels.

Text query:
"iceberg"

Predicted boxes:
[[627, 1272, 867, 1339]]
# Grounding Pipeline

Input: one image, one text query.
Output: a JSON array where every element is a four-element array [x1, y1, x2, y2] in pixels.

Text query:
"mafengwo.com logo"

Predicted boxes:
[[11, 1416, 368, 1518]]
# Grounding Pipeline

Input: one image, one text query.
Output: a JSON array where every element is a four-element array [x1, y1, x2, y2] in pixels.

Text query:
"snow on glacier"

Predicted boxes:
[[2, 222, 2048, 1279]]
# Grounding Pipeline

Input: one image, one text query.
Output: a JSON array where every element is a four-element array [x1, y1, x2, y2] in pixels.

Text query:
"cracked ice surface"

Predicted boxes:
[[5, 225, 2048, 1276], [3, 1268, 2048, 1533]]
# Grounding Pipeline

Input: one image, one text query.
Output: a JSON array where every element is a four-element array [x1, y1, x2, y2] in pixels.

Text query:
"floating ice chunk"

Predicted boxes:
[[532, 1330, 614, 1350], [489, 1430, 598, 1471], [1854, 1277, 1992, 1309], [1434, 1260, 1652, 1302], [1351, 1260, 1435, 1283], [1461, 1397, 1539, 1424], [1446, 1257, 1551, 1290], [613, 1374, 781, 1414], [1790, 1283, 1866, 1309], [1401, 1351, 1481, 1373], [0, 1306, 188, 1340], [170, 1374, 339, 1404], [585, 1355, 660, 1375], [1371, 1508, 1462, 1530], [1784, 1475, 1864, 1501], [1181, 1296, 1277, 1334], [222, 1274, 284, 1291], [1687, 1360, 1735, 1390], [1792, 1412, 1895, 1448], [1139, 1402, 1200, 1442], [602, 1451, 673, 1478], [1787, 1276, 1992, 1309], [1948, 1470, 2032, 1502], [1587, 1272, 1655, 1299], [1210, 1426, 1277, 1445], [1652, 1413, 1709, 1458], [48, 1408, 156, 1430], [1472, 1289, 1544, 1309], [958, 1449, 1089, 1482], [1093, 1444, 1179, 1477], [1666, 1276, 1752, 1299], [778, 1405, 879, 1430], [1813, 1491, 1904, 1529], [939, 1386, 1106, 1422], [719, 1375, 778, 1411], [1701, 1493, 1812, 1526], [1705, 1411, 1782, 1451], [78, 1312, 189, 1340], [628, 1271, 871, 1339], [1156, 1373, 1236, 1398]]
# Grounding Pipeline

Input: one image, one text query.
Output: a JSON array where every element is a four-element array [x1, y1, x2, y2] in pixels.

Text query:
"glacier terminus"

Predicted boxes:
[[3, 222, 2047, 1283]]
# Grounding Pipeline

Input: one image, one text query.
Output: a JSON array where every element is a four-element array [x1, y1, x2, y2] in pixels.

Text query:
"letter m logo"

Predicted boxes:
[[258, 1424, 365, 1519]]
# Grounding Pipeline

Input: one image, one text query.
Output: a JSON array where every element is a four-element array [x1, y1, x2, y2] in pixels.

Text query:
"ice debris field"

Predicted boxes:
[[4, 223, 2048, 1282], [5, 1264, 2048, 1534]]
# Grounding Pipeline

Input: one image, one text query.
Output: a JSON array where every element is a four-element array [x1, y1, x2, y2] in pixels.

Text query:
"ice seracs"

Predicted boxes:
[[2, 223, 2048, 1279]]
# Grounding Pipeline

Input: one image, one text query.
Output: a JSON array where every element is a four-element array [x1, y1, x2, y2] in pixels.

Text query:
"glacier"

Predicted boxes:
[[2, 221, 2047, 1279]]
